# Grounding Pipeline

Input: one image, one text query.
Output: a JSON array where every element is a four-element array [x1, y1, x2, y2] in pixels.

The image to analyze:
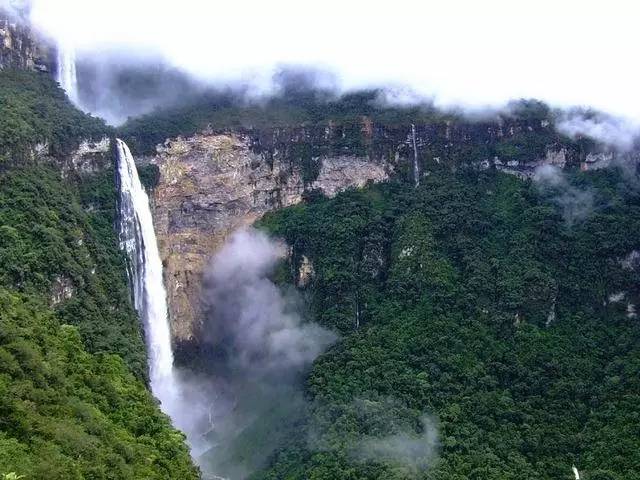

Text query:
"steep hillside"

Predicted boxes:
[[119, 90, 626, 361], [0, 70, 199, 479], [251, 167, 640, 479], [0, 70, 107, 163]]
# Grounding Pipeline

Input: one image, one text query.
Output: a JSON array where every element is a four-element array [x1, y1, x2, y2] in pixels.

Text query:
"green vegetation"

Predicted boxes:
[[0, 165, 147, 378], [0, 288, 197, 479], [137, 163, 161, 191], [0, 70, 108, 163], [255, 167, 640, 479], [0, 71, 198, 479], [118, 88, 450, 156], [0, 164, 199, 479]]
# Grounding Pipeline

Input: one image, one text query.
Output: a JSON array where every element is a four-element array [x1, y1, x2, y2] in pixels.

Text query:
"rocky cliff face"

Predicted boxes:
[[146, 131, 388, 355], [0, 7, 52, 72], [33, 137, 113, 177], [143, 118, 636, 358]]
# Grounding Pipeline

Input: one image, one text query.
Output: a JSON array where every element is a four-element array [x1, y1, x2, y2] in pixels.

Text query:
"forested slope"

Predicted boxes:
[[256, 167, 640, 479], [0, 70, 198, 479], [0, 70, 107, 163]]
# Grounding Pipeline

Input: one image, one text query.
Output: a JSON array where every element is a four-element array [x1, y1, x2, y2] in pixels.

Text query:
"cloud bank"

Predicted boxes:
[[28, 0, 640, 123], [557, 112, 639, 152]]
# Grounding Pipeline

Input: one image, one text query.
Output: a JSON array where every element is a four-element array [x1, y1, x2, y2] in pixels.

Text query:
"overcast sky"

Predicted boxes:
[[29, 0, 640, 121]]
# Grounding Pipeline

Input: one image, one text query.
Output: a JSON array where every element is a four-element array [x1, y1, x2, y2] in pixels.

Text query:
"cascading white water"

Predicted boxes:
[[56, 42, 78, 104], [115, 139, 177, 403], [411, 123, 420, 187], [115, 139, 218, 465]]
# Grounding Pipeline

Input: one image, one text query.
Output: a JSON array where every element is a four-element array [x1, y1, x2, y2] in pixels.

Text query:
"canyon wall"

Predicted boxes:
[[146, 131, 389, 355], [143, 117, 610, 357]]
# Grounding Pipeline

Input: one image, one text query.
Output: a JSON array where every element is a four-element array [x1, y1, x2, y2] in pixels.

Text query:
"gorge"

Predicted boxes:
[[2, 4, 640, 480]]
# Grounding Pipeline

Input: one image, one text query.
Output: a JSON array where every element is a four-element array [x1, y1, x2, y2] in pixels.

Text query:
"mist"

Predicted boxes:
[[308, 396, 440, 478], [557, 111, 639, 152], [352, 414, 439, 475], [72, 53, 208, 125], [176, 229, 336, 479], [27, 0, 640, 127], [534, 165, 595, 226]]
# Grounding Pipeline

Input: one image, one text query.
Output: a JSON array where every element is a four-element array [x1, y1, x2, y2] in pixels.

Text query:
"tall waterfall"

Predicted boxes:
[[56, 42, 78, 104], [115, 139, 177, 405], [411, 123, 420, 187]]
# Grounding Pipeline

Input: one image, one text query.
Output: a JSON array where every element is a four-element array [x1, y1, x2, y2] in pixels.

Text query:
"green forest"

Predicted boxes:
[[2, 62, 640, 480], [0, 71, 198, 479], [0, 70, 108, 163], [118, 86, 554, 159], [253, 166, 640, 480]]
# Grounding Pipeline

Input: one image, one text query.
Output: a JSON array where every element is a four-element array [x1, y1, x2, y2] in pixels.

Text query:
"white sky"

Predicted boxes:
[[29, 0, 640, 120]]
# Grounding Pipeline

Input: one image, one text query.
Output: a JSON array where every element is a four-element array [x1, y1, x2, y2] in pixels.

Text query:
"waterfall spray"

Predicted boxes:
[[115, 139, 177, 405], [56, 41, 78, 104]]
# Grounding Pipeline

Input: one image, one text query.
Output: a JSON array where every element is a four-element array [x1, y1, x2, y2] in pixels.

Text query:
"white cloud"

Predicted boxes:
[[534, 165, 595, 226], [557, 113, 639, 151], [29, 0, 640, 121]]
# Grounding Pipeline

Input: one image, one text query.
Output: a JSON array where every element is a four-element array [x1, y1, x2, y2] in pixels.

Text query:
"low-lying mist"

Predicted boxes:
[[170, 229, 442, 479], [351, 413, 439, 475], [74, 53, 208, 125], [170, 229, 336, 479], [309, 396, 440, 478], [534, 165, 596, 227]]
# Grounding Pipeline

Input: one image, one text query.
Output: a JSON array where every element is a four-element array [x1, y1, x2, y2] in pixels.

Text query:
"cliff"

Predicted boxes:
[[117, 91, 640, 356], [146, 131, 388, 356], [0, 7, 52, 72], [142, 115, 619, 358]]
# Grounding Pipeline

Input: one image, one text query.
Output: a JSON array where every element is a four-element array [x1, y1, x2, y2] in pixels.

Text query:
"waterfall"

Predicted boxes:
[[572, 466, 580, 480], [56, 42, 78, 104], [411, 123, 420, 187], [115, 139, 177, 406], [115, 139, 219, 465]]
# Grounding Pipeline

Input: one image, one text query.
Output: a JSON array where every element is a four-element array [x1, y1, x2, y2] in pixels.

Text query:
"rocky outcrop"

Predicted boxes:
[[0, 7, 52, 72], [147, 132, 389, 353], [297, 255, 315, 288], [32, 137, 113, 177], [63, 137, 112, 176], [489, 148, 568, 178], [50, 274, 75, 306]]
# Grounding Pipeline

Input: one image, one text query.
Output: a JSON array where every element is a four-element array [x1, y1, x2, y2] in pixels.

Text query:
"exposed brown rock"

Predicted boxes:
[[148, 132, 388, 351]]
